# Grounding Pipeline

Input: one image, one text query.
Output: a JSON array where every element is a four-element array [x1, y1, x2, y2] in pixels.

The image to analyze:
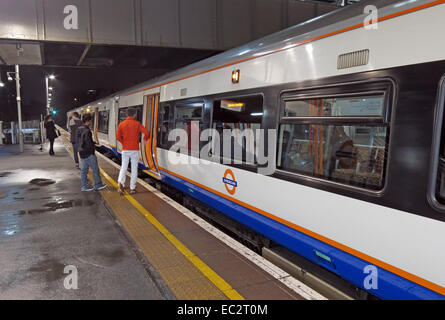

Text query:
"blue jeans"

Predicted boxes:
[[80, 154, 103, 190], [72, 142, 79, 165]]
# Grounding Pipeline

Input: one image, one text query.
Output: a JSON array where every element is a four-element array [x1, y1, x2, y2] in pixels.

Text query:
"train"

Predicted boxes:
[[67, 0, 445, 299]]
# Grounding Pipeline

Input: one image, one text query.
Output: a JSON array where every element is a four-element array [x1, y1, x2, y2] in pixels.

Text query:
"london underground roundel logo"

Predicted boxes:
[[222, 169, 237, 195]]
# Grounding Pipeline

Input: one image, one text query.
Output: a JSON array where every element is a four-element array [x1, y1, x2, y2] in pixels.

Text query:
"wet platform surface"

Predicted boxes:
[[0, 137, 308, 300], [0, 143, 165, 299]]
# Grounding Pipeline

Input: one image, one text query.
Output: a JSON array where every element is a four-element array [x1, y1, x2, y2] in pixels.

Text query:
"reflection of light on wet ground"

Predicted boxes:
[[3, 229, 17, 236], [0, 212, 20, 238]]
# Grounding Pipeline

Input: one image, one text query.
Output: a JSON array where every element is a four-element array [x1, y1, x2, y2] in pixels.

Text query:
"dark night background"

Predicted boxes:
[[0, 65, 170, 126], [0, 43, 220, 127]]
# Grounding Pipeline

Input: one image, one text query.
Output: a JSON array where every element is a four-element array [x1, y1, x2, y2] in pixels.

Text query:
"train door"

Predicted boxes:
[[142, 94, 161, 180], [93, 107, 99, 143]]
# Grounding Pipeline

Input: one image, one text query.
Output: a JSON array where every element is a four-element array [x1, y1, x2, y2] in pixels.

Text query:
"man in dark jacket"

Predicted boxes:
[[77, 113, 106, 192], [68, 112, 83, 168]]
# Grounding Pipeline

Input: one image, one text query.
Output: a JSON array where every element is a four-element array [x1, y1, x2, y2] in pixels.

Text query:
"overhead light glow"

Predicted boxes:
[[0, 82, 4, 87], [49, 87, 53, 90], [48, 75, 55, 80], [250, 112, 263, 116]]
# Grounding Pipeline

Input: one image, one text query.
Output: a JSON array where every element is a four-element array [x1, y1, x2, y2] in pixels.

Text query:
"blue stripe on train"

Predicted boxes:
[[160, 169, 444, 300]]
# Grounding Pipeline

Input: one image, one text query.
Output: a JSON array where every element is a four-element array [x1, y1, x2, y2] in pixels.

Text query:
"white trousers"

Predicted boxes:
[[118, 150, 139, 190]]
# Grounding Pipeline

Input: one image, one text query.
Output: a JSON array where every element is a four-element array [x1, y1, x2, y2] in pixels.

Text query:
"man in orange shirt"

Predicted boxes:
[[116, 107, 149, 194]]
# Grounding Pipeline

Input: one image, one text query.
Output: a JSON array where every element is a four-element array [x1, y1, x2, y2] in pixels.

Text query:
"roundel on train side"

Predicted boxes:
[[222, 169, 237, 195]]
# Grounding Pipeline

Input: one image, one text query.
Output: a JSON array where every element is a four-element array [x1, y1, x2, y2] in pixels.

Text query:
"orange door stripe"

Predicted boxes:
[[158, 166, 445, 296], [123, 0, 445, 98]]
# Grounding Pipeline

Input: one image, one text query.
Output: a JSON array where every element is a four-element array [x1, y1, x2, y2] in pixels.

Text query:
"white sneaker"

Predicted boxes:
[[95, 184, 107, 191]]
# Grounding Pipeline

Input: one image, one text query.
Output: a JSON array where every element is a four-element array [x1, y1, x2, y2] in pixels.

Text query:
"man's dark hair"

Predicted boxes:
[[127, 108, 137, 118], [73, 112, 80, 118], [82, 113, 92, 124]]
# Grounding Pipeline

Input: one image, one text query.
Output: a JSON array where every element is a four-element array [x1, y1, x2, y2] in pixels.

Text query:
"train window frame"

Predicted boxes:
[[275, 81, 393, 194], [209, 93, 265, 167], [428, 74, 445, 212], [97, 110, 110, 134]]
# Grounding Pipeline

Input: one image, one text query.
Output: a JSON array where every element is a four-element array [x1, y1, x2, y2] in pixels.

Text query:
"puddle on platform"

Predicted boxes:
[[29, 178, 56, 186], [19, 199, 95, 215], [0, 171, 12, 178], [28, 259, 67, 282]]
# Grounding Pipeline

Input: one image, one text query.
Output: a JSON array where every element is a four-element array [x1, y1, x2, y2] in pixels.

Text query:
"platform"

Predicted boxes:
[[0, 137, 322, 300]]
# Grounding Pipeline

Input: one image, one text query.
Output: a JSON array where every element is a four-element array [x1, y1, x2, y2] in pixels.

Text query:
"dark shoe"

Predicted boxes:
[[95, 184, 107, 191], [129, 189, 136, 195], [81, 186, 94, 192], [118, 183, 125, 195]]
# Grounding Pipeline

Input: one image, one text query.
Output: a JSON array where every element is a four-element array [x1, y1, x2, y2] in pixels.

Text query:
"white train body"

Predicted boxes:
[[68, 0, 445, 299]]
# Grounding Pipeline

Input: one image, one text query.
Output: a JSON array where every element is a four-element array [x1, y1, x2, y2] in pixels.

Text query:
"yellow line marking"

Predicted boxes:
[[142, 169, 161, 180], [99, 167, 244, 300]]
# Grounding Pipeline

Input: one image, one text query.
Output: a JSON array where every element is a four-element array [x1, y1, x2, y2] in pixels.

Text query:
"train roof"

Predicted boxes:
[[71, 0, 426, 111]]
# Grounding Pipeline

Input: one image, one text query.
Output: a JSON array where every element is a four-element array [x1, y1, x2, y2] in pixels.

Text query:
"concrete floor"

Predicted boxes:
[[0, 141, 165, 299]]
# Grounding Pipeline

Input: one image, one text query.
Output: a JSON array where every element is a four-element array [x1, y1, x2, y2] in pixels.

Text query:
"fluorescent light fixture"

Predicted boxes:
[[0, 82, 4, 87], [48, 75, 55, 80], [49, 87, 53, 90], [251, 112, 263, 116]]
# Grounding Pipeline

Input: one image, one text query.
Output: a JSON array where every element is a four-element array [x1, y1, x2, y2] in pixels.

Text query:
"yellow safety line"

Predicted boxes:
[[142, 169, 161, 180], [99, 167, 244, 300]]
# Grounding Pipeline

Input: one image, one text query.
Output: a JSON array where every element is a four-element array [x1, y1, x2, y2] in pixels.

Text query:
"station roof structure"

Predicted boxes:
[[0, 0, 341, 68]]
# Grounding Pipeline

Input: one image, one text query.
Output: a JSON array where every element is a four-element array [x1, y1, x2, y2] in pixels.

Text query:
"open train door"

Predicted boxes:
[[93, 107, 99, 143], [141, 94, 161, 180]]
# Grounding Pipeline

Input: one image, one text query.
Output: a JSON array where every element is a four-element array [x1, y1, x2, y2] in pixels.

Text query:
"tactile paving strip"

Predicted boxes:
[[99, 179, 229, 300]]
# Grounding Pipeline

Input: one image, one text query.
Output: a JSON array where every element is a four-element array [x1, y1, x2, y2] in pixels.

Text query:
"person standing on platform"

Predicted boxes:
[[69, 112, 83, 169], [77, 113, 107, 192], [44, 115, 58, 156], [116, 107, 149, 194]]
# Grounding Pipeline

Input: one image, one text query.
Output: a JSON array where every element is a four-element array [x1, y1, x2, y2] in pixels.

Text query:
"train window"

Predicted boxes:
[[118, 105, 143, 124], [431, 76, 445, 209], [174, 103, 202, 130], [284, 95, 385, 117], [174, 102, 203, 154], [278, 93, 389, 191], [98, 111, 109, 134], [212, 95, 263, 164]]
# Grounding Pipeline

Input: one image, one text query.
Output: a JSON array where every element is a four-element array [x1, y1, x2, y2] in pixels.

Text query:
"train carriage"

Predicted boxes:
[[67, 0, 445, 299]]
